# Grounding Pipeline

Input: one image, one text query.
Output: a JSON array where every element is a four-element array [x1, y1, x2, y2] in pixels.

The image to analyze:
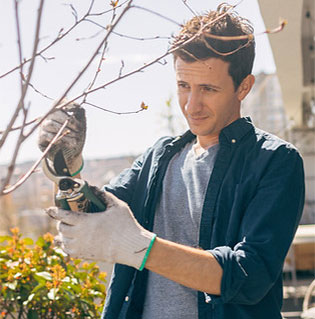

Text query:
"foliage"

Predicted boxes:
[[0, 228, 106, 318]]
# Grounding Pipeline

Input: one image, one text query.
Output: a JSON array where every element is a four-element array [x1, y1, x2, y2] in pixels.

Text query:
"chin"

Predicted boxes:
[[189, 125, 215, 137]]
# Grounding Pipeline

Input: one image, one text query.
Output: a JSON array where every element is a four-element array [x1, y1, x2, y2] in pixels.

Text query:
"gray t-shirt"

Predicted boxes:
[[142, 141, 219, 319]]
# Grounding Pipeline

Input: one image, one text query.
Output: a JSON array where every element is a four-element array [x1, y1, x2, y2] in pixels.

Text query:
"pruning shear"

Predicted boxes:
[[42, 150, 106, 213]]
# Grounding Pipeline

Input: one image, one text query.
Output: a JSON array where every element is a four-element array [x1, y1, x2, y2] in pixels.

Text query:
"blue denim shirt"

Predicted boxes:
[[102, 117, 305, 319]]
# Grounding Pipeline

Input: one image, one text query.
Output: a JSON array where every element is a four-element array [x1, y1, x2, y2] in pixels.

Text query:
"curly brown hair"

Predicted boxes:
[[172, 3, 255, 90]]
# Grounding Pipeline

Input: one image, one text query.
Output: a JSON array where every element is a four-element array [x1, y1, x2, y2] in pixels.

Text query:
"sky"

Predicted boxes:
[[0, 0, 277, 165]]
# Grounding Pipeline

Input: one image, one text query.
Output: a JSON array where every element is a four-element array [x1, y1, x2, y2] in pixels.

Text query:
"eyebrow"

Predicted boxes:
[[177, 80, 222, 90], [199, 83, 222, 90]]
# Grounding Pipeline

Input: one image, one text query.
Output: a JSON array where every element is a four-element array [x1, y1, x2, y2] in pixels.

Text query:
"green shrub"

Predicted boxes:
[[0, 228, 106, 318]]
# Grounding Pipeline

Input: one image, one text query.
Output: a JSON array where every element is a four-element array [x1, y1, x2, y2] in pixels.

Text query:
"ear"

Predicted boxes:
[[237, 74, 255, 101]]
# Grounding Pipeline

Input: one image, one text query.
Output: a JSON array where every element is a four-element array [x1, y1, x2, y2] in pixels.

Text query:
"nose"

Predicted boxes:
[[185, 90, 203, 115]]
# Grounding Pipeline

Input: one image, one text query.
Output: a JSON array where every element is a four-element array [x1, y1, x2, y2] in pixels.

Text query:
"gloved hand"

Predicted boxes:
[[38, 100, 86, 176], [45, 192, 156, 270]]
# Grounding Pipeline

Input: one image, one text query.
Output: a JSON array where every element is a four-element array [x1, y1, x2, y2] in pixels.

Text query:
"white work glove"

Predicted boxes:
[[45, 192, 156, 270], [38, 100, 86, 176]]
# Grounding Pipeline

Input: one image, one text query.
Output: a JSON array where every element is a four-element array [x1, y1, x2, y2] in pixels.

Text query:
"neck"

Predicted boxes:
[[194, 136, 219, 156]]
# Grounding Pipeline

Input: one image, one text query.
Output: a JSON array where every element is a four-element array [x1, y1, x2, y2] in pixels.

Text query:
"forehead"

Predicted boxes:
[[175, 57, 231, 84]]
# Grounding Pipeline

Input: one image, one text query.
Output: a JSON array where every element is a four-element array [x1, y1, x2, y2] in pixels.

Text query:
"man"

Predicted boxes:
[[39, 4, 305, 319]]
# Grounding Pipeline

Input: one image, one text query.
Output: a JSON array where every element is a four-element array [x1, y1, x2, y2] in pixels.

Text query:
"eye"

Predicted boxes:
[[177, 81, 190, 90], [201, 86, 217, 93]]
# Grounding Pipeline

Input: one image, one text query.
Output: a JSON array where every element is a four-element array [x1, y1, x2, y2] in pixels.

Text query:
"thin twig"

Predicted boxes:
[[0, 105, 30, 195], [84, 19, 170, 41], [1, 120, 70, 195], [132, 5, 182, 27], [111, 30, 170, 41], [0, 1, 94, 79], [118, 60, 125, 77], [181, 0, 199, 18], [203, 37, 252, 56], [89, 0, 129, 16], [86, 41, 108, 93], [23, 0, 134, 142], [25, 80, 55, 100], [83, 101, 147, 114], [14, 0, 24, 90], [0, 118, 40, 135]]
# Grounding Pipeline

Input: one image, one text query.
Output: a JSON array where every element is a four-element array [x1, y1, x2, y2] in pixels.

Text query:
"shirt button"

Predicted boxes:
[[231, 139, 236, 143], [125, 296, 129, 302]]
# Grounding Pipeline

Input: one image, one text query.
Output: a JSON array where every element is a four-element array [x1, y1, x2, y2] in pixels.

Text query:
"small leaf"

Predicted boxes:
[[36, 237, 45, 247], [23, 293, 35, 306], [23, 237, 34, 245], [6, 281, 18, 290], [140, 102, 148, 110], [34, 271, 52, 281], [48, 288, 58, 300], [30, 283, 46, 294], [27, 309, 39, 319], [110, 0, 119, 7], [0, 236, 11, 243]]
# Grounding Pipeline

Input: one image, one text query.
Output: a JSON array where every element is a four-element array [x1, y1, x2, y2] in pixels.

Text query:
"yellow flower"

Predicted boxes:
[[99, 272, 107, 281], [43, 233, 54, 243], [10, 227, 19, 235], [51, 264, 66, 288], [82, 262, 89, 269]]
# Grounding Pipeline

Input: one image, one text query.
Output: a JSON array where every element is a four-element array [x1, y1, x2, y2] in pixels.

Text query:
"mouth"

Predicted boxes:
[[188, 115, 208, 124]]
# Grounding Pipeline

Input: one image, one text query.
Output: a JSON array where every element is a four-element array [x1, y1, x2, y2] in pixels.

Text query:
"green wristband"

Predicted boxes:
[[139, 234, 157, 271], [70, 159, 84, 177]]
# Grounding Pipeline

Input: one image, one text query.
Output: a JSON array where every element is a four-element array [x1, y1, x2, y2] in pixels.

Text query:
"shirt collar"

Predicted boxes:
[[172, 117, 254, 149], [219, 117, 254, 145]]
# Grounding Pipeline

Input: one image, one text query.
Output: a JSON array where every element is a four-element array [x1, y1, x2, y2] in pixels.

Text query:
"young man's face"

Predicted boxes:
[[175, 57, 253, 148]]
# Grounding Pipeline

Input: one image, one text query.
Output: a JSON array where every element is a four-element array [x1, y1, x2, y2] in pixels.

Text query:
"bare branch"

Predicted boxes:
[[83, 101, 148, 115], [1, 119, 70, 195], [111, 30, 171, 41], [68, 3, 79, 23], [86, 41, 108, 93], [22, 0, 134, 142], [132, 5, 182, 27], [0, 2, 93, 79], [181, 0, 199, 18], [119, 60, 125, 77], [14, 0, 24, 90], [84, 18, 171, 41], [0, 105, 30, 195], [0, 0, 45, 149], [0, 118, 40, 135], [25, 81, 55, 101], [89, 0, 129, 17]]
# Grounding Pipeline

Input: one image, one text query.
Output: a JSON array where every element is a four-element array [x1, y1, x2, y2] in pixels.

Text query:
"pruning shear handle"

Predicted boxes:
[[42, 158, 106, 212]]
